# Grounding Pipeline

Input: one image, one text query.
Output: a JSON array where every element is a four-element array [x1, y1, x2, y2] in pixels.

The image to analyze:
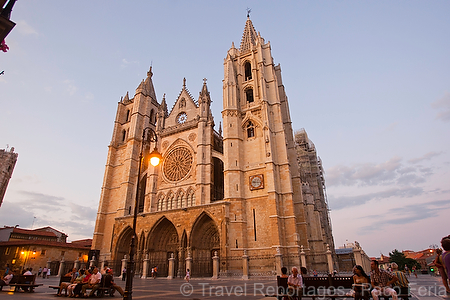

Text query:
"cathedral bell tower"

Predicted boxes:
[[222, 17, 309, 262], [92, 67, 160, 259]]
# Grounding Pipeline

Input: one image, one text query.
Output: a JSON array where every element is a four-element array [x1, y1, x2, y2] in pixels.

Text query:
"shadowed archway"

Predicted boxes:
[[146, 217, 178, 277], [190, 213, 219, 277]]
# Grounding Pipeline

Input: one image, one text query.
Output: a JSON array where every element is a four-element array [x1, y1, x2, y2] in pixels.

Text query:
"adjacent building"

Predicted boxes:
[[92, 17, 336, 278], [0, 226, 91, 276]]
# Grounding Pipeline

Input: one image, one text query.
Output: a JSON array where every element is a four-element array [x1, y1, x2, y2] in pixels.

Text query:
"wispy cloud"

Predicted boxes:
[[356, 199, 450, 235], [16, 20, 39, 36], [432, 92, 450, 121], [326, 155, 438, 188], [63, 80, 77, 96], [120, 58, 139, 69], [329, 186, 424, 210], [0, 191, 96, 240], [408, 152, 443, 164]]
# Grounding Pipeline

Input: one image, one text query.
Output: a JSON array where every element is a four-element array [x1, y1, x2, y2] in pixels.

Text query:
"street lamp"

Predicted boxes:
[[123, 127, 161, 300]]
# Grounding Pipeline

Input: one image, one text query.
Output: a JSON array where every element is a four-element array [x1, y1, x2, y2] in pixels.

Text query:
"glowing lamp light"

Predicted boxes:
[[149, 149, 162, 167], [21, 251, 25, 255]]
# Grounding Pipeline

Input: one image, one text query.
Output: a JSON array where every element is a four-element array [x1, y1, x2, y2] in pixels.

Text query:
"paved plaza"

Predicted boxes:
[[0, 274, 449, 300]]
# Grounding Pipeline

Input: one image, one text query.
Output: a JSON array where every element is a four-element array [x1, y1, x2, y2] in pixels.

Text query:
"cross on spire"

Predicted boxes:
[[203, 78, 207, 84]]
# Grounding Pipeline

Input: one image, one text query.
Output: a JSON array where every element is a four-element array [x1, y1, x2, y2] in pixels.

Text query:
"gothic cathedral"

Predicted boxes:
[[92, 17, 335, 278]]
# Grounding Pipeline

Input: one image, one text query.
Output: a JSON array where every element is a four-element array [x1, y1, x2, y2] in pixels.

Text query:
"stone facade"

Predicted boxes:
[[0, 147, 18, 207], [92, 17, 336, 278]]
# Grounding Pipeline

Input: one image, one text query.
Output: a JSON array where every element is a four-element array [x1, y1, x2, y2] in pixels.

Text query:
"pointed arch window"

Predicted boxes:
[[149, 109, 155, 124], [137, 175, 147, 213], [157, 194, 165, 211], [244, 61, 252, 81], [122, 129, 127, 142], [247, 121, 255, 138], [245, 88, 254, 103], [187, 189, 195, 207], [126, 109, 131, 122]]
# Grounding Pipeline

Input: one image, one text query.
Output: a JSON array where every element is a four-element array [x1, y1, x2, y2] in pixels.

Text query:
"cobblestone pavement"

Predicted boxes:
[[0, 273, 448, 300]]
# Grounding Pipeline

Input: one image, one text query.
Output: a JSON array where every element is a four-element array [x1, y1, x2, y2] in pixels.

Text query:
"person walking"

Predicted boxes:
[[185, 269, 190, 282], [122, 267, 126, 281]]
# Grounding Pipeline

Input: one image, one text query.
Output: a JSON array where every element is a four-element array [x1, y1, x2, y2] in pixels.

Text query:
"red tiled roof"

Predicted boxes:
[[12, 228, 57, 237], [0, 240, 91, 249]]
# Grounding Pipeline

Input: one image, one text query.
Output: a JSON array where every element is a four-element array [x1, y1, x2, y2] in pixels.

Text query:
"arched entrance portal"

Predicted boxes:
[[114, 227, 133, 276], [190, 213, 220, 277], [147, 217, 178, 277]]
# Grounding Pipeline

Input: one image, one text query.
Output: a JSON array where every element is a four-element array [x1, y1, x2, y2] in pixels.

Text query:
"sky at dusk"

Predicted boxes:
[[1, 1, 449, 258]]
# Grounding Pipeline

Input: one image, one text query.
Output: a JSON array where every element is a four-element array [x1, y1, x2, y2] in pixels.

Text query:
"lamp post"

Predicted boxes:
[[123, 127, 162, 300]]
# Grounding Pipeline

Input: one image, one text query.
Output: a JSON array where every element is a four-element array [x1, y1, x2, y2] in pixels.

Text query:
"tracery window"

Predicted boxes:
[[163, 147, 193, 182]]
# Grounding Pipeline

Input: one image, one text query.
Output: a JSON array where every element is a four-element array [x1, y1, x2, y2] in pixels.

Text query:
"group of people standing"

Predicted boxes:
[[37, 266, 51, 278]]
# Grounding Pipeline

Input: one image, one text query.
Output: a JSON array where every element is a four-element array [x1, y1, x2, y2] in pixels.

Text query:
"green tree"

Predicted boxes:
[[389, 249, 421, 270]]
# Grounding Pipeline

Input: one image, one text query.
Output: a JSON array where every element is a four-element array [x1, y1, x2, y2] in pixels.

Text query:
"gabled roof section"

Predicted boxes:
[[169, 78, 197, 114], [240, 17, 258, 52]]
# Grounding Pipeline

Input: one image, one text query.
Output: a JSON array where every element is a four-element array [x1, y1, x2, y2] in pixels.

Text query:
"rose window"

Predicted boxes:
[[163, 147, 193, 182]]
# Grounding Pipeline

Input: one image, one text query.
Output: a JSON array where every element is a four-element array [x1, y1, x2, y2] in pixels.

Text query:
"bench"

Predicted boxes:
[[49, 275, 72, 295], [303, 275, 354, 299], [268, 275, 410, 300], [83, 276, 116, 298], [8, 274, 43, 292]]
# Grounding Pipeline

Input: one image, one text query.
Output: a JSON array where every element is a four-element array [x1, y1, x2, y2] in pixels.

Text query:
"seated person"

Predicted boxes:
[[347, 265, 370, 300], [104, 268, 124, 297], [287, 267, 303, 299], [81, 267, 102, 297], [370, 260, 398, 300], [390, 263, 409, 295], [57, 268, 78, 296], [0, 270, 14, 290], [72, 269, 91, 297]]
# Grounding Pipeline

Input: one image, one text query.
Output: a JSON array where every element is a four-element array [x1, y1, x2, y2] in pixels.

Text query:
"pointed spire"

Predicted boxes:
[[143, 66, 157, 100], [198, 78, 211, 105], [219, 122, 222, 136], [240, 16, 258, 52], [183, 77, 186, 89], [159, 93, 168, 117], [123, 91, 129, 102]]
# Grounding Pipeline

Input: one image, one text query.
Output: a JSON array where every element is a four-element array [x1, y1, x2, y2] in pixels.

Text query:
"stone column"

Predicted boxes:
[[353, 247, 363, 267], [167, 253, 175, 279], [177, 247, 184, 278], [120, 255, 128, 280], [89, 255, 96, 268], [100, 259, 106, 271], [212, 251, 219, 280], [58, 258, 65, 277], [185, 251, 192, 275], [242, 250, 249, 280], [275, 247, 283, 276], [142, 253, 149, 279], [326, 244, 334, 275], [300, 245, 307, 269], [74, 258, 80, 271]]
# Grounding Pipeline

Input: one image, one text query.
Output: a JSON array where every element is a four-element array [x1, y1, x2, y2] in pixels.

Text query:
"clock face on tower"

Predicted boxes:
[[177, 112, 187, 124], [249, 174, 264, 190]]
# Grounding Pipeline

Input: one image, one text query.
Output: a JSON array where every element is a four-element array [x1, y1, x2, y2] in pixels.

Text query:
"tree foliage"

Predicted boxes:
[[389, 249, 421, 270]]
